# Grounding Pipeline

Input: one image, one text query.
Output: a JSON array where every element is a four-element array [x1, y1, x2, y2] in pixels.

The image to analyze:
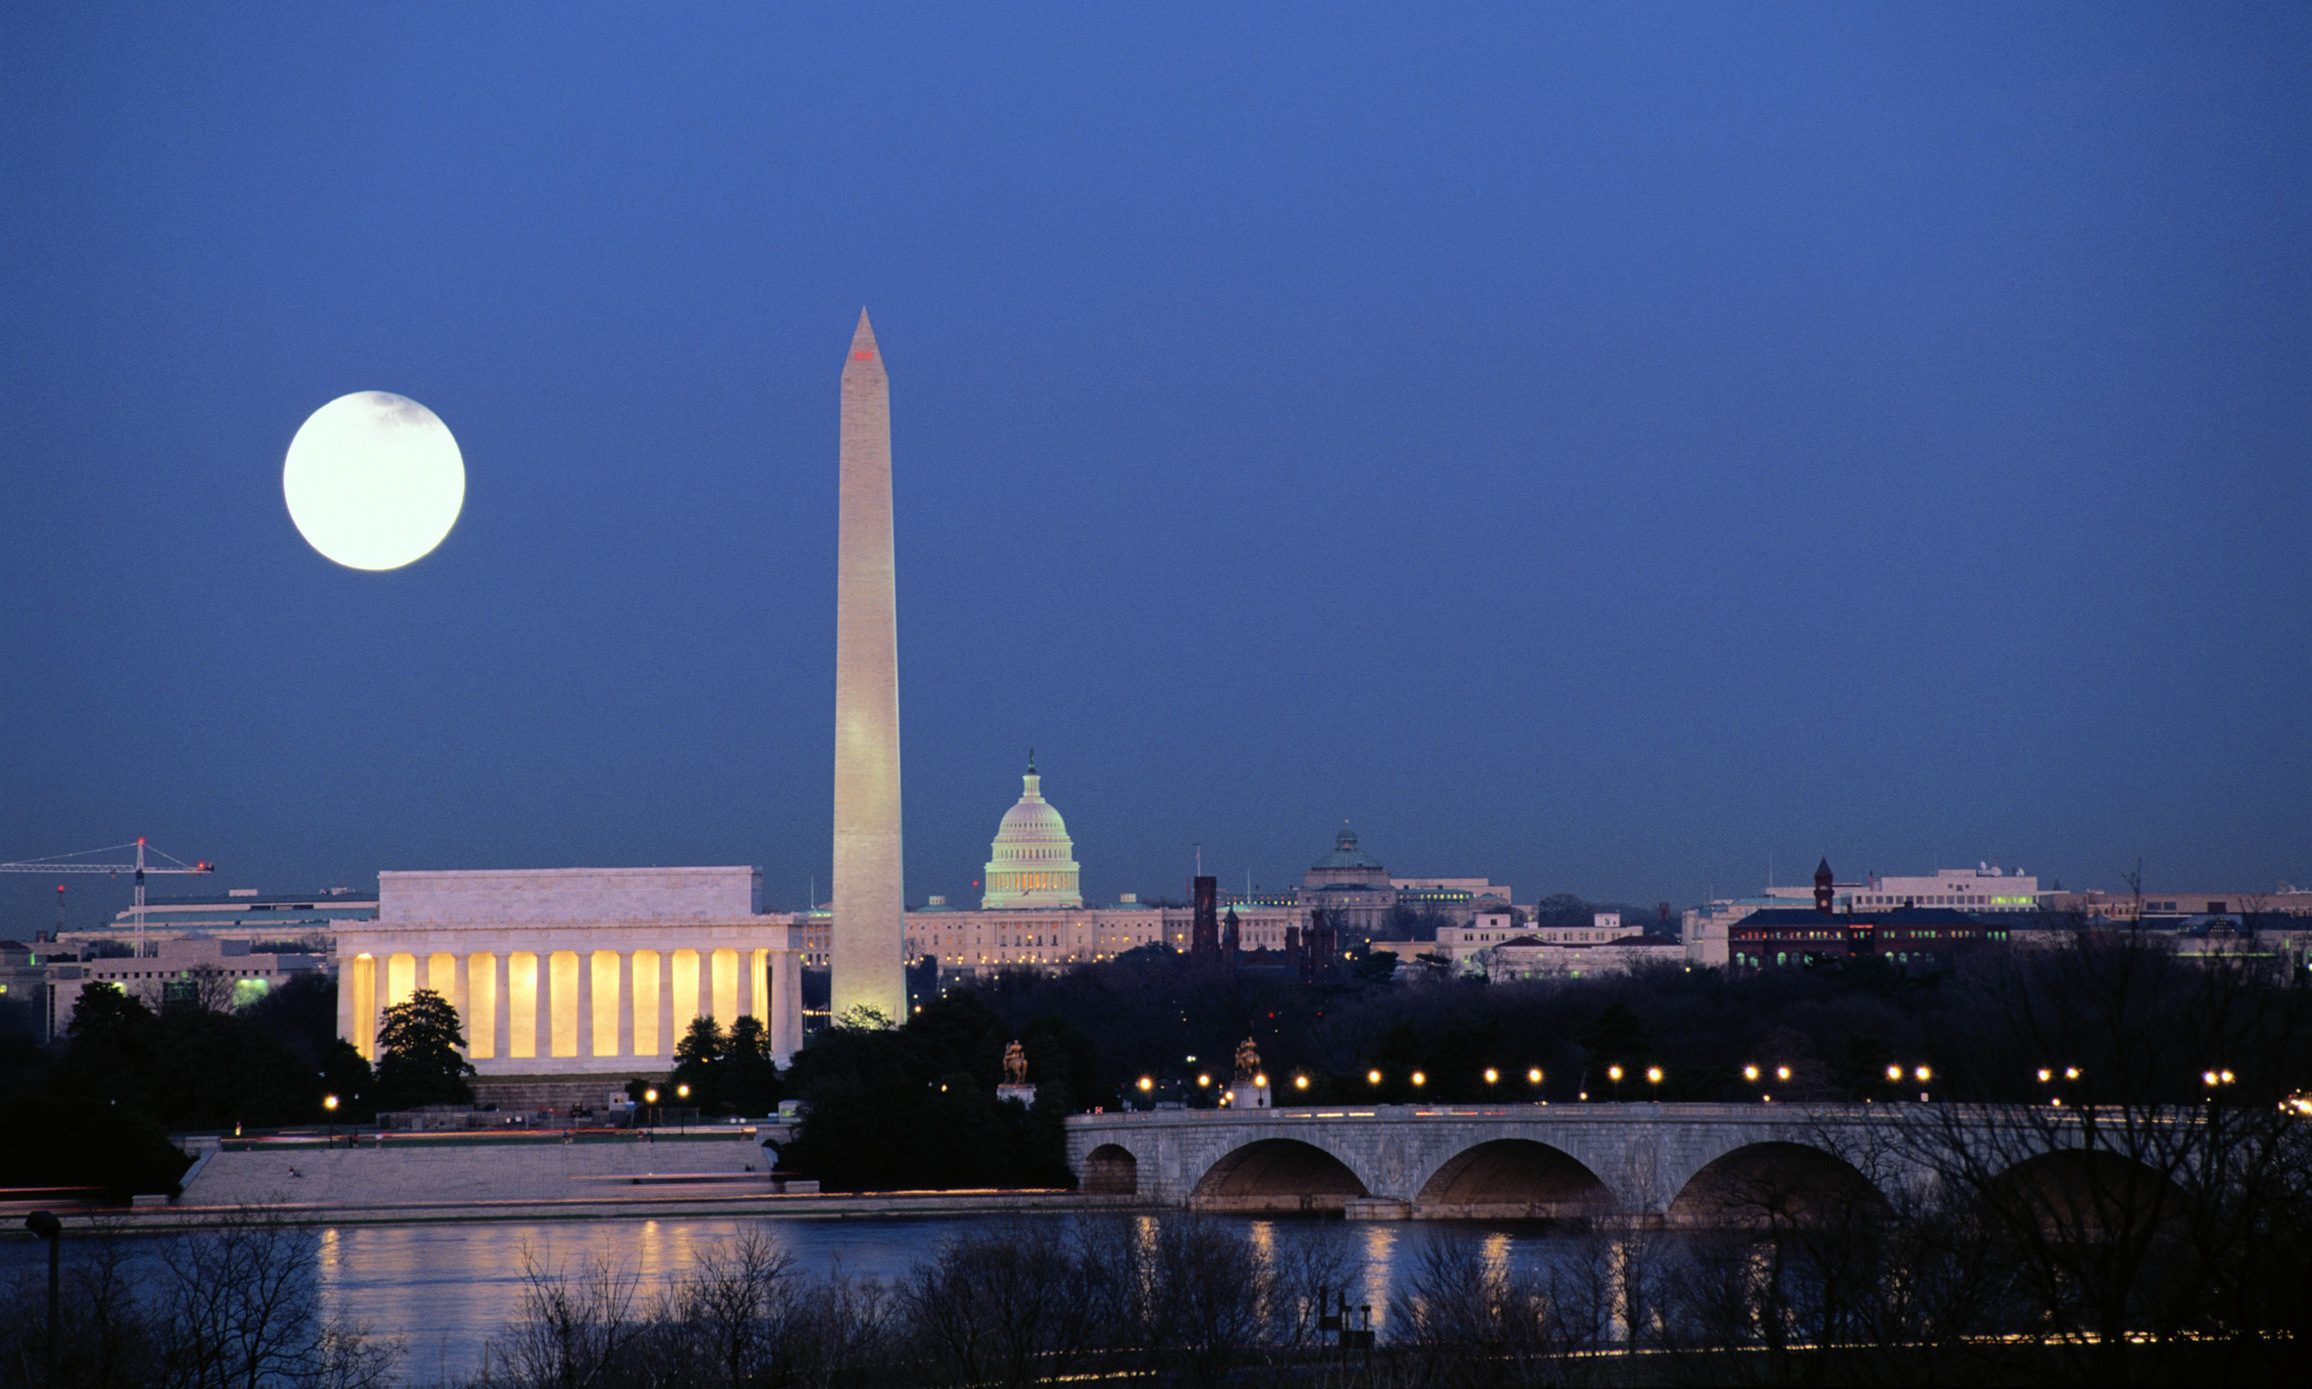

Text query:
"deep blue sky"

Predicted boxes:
[[5, 4, 2307, 932]]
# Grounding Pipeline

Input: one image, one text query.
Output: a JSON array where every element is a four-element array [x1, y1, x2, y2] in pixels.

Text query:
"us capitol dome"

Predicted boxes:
[[981, 752, 1083, 909]]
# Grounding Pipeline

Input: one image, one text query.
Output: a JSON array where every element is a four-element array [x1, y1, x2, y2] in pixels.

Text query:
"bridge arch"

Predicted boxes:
[[1082, 1143, 1139, 1195], [1413, 1139, 1613, 1219], [1668, 1141, 1889, 1227], [1983, 1149, 2186, 1242], [1191, 1138, 1369, 1214]]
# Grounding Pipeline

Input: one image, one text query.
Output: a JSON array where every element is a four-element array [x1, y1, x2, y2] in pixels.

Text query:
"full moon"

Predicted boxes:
[[283, 392, 465, 570]]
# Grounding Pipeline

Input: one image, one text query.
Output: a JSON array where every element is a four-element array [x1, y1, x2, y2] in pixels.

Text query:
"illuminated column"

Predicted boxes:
[[746, 948, 767, 1032], [491, 951, 511, 1061], [633, 949, 661, 1059], [387, 953, 417, 1010], [336, 952, 357, 1054], [832, 309, 908, 1024], [350, 953, 376, 1060], [617, 952, 635, 1058], [589, 951, 618, 1058], [553, 950, 582, 1059], [670, 948, 699, 1043], [430, 953, 464, 1049], [657, 950, 677, 1060], [509, 952, 539, 1060], [466, 952, 495, 1060], [712, 948, 739, 1023]]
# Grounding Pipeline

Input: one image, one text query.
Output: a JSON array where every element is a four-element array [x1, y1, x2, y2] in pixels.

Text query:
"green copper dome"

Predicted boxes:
[[1311, 826, 1385, 872]]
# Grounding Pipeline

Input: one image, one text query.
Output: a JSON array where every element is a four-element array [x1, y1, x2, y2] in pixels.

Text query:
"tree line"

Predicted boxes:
[[5, 916, 2304, 1204], [17, 1170, 2304, 1388]]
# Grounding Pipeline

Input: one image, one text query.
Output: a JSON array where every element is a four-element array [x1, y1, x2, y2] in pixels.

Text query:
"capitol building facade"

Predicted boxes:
[[913, 762, 1300, 972], [787, 763, 1506, 979]]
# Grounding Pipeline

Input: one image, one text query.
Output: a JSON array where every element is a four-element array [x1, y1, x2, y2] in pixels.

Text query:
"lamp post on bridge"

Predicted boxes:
[[2036, 1065, 2082, 1107], [1743, 1063, 1792, 1103]]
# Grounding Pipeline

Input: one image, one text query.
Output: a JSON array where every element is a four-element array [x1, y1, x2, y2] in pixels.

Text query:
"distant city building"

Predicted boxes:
[[902, 767, 1243, 976], [1402, 911, 1680, 982], [980, 759, 1082, 909], [1481, 932, 1684, 983], [1729, 906, 2013, 970], [1759, 864, 2042, 913], [1686, 863, 2042, 966], [51, 887, 379, 953], [46, 936, 324, 1038], [1298, 827, 1398, 938], [897, 796, 1499, 979], [333, 867, 808, 1077], [2037, 886, 2312, 926], [0, 939, 53, 1036]]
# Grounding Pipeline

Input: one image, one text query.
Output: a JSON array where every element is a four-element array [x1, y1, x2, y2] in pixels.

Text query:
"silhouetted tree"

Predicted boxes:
[[721, 1015, 784, 1115], [670, 1015, 726, 1110], [372, 988, 474, 1110]]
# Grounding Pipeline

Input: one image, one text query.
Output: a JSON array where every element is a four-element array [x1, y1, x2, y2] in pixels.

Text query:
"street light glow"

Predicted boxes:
[[1410, 1071, 1426, 1087], [1368, 1069, 1382, 1085], [1484, 1068, 1499, 1084], [1645, 1067, 1663, 1085]]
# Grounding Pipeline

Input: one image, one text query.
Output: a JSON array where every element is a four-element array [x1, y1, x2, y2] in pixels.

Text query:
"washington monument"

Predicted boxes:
[[831, 309, 907, 1022]]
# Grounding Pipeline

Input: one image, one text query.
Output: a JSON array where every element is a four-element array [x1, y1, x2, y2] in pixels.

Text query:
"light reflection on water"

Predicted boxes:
[[5, 1214, 1585, 1384]]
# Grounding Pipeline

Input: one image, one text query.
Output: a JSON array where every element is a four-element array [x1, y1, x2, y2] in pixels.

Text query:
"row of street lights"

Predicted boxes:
[[640, 1083, 692, 1131], [1132, 1067, 1558, 1103]]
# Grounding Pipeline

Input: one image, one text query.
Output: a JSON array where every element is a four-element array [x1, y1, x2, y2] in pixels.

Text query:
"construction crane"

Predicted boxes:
[[0, 838, 214, 960]]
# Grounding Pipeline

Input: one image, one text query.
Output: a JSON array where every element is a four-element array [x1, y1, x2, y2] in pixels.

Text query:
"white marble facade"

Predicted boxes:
[[337, 867, 806, 1074]]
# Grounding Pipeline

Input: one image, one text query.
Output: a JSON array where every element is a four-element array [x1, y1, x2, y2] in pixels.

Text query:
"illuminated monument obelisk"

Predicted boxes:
[[831, 309, 907, 1024]]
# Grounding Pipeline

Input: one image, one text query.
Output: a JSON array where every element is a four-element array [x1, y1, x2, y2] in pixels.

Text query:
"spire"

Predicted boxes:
[[1027, 747, 1036, 774], [848, 307, 879, 364]]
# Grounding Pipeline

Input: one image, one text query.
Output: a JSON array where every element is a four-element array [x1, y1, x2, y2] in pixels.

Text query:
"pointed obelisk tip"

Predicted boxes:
[[849, 307, 878, 361]]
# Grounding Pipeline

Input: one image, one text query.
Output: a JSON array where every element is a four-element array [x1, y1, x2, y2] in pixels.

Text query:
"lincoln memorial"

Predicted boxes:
[[335, 866, 807, 1076]]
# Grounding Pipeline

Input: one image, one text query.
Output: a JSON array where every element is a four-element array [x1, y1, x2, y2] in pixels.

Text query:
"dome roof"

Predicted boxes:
[[982, 760, 1083, 910], [1312, 826, 1385, 872], [995, 779, 1071, 842]]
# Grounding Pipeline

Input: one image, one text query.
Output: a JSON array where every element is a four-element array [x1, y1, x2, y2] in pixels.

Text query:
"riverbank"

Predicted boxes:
[[10, 1129, 1139, 1232]]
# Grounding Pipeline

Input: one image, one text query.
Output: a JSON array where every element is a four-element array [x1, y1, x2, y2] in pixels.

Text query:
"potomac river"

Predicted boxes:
[[3, 1211, 1583, 1384]]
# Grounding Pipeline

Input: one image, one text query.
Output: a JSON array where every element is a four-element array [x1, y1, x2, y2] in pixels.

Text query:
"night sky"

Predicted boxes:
[[5, 5, 2307, 932]]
